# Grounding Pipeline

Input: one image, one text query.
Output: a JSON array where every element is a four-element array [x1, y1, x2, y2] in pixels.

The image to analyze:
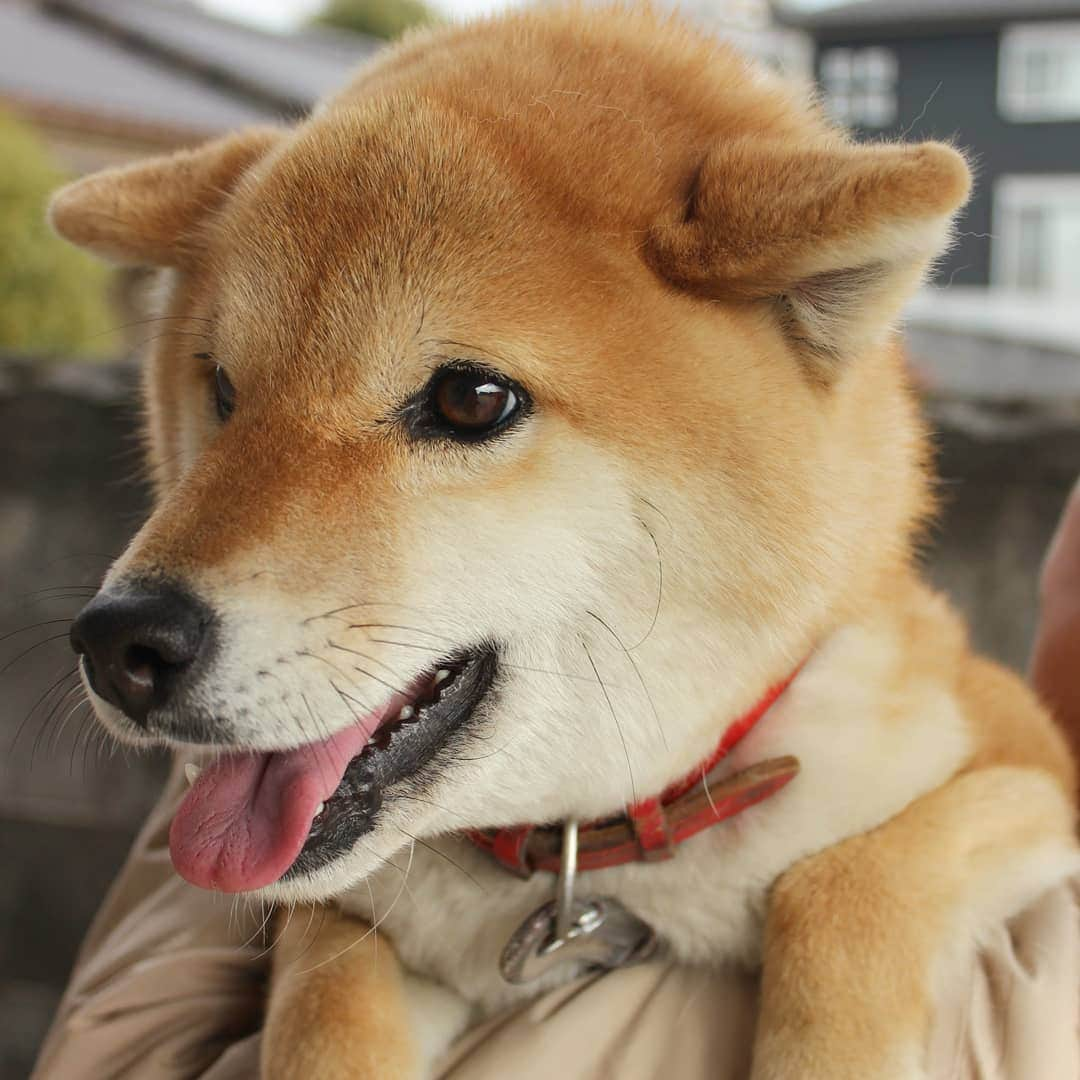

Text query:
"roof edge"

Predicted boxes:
[[774, 1, 1080, 33], [40, 0, 313, 114]]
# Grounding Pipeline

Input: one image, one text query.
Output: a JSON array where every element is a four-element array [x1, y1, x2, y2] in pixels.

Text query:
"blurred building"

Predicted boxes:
[[0, 0, 381, 354], [0, 0, 379, 172]]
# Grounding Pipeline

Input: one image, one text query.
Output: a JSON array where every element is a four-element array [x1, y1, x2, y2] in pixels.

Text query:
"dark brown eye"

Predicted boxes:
[[432, 369, 519, 434], [213, 365, 236, 422]]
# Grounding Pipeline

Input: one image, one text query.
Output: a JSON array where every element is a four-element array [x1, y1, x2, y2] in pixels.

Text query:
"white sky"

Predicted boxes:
[[200, 0, 843, 32]]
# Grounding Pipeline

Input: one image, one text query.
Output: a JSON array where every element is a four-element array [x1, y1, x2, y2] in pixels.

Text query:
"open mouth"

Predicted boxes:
[[168, 645, 497, 893]]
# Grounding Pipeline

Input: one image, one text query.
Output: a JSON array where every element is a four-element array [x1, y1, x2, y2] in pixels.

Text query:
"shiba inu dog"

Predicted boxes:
[[50, 6, 1077, 1078]]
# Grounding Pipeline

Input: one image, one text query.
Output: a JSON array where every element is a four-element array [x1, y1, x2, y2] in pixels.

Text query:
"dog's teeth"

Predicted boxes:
[[434, 669, 451, 684], [184, 763, 202, 787], [398, 705, 415, 721], [315, 802, 325, 816]]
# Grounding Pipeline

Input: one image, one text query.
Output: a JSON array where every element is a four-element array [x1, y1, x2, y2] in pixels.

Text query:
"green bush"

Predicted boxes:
[[314, 0, 436, 41], [0, 109, 115, 357]]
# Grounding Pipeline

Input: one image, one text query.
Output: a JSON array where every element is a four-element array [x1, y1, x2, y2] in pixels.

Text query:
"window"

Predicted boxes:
[[994, 176, 1080, 295], [820, 47, 898, 128], [1012, 206, 1047, 291], [999, 23, 1080, 121]]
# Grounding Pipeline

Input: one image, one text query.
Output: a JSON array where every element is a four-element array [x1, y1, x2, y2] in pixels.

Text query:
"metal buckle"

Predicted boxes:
[[499, 820, 657, 985]]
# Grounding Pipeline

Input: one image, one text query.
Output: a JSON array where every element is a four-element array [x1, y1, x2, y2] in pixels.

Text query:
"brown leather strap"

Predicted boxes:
[[469, 756, 800, 877]]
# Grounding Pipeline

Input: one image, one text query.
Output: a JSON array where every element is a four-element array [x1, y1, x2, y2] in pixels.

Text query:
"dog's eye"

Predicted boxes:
[[212, 365, 236, 422], [431, 369, 519, 435]]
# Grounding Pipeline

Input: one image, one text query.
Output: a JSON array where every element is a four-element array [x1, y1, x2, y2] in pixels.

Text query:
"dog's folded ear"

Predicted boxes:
[[647, 137, 972, 380], [48, 127, 282, 267]]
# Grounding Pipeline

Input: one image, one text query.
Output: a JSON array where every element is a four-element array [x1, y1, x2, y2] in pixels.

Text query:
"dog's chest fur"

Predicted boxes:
[[344, 612, 973, 1016]]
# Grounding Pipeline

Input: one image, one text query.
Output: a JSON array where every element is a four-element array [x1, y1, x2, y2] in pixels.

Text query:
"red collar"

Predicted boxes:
[[467, 665, 802, 878]]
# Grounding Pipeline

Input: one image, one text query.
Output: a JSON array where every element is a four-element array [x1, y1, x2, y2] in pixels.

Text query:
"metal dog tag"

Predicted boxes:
[[499, 819, 656, 985], [500, 895, 656, 984]]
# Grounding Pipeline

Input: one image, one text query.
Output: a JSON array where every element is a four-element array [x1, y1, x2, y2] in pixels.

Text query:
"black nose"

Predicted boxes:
[[70, 582, 212, 725]]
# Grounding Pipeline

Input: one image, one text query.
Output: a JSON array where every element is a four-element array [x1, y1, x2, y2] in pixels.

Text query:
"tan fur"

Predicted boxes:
[[265, 908, 417, 1079], [51, 6, 1076, 1079]]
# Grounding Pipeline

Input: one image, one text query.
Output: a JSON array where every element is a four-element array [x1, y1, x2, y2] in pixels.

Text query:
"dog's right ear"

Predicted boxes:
[[647, 136, 971, 382], [48, 127, 282, 267]]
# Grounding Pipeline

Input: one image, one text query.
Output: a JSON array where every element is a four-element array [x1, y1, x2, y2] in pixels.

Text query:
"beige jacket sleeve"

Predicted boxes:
[[33, 761, 1080, 1080]]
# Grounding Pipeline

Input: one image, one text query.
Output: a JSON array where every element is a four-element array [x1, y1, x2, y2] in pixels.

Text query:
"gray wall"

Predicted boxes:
[[0, 358, 1077, 1077], [814, 28, 1080, 288]]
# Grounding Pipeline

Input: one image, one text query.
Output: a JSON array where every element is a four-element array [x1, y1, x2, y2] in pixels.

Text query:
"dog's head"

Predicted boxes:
[[51, 10, 970, 901]]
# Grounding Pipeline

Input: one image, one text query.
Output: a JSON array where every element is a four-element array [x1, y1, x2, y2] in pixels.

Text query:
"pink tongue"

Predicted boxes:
[[169, 722, 375, 893]]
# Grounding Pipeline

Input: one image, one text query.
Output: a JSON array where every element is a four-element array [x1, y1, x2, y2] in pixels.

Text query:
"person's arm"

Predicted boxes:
[[31, 760, 267, 1079], [1031, 480, 1080, 798]]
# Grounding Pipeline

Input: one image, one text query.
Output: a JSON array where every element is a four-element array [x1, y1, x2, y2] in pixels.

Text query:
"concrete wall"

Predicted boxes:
[[1, 357, 1077, 1077], [0, 360, 166, 1080]]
